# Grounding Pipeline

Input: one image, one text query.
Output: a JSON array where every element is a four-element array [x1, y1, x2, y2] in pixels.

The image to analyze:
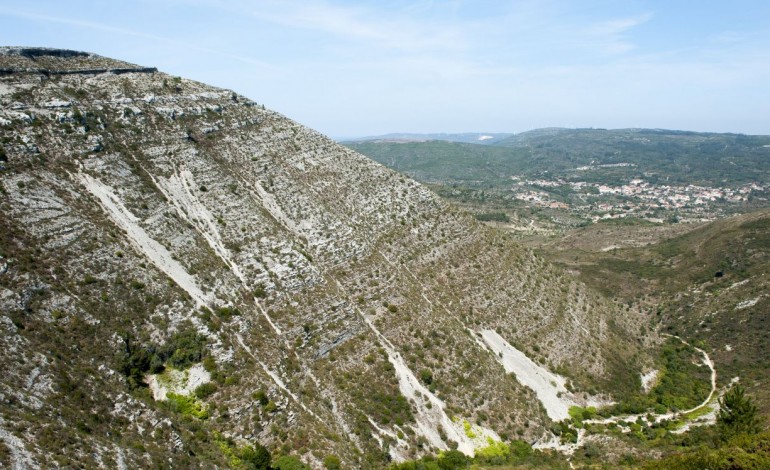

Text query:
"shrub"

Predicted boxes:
[[194, 382, 217, 399], [273, 455, 311, 470], [216, 306, 241, 320], [165, 392, 208, 419], [263, 401, 278, 413], [253, 283, 267, 299], [163, 329, 208, 369], [437, 450, 467, 470], [253, 390, 269, 406], [240, 443, 271, 470], [323, 455, 341, 470]]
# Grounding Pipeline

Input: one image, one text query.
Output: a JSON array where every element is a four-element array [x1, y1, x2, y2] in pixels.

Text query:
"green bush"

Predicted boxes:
[[273, 455, 311, 470], [437, 450, 467, 470], [160, 327, 208, 369], [253, 390, 269, 406], [194, 382, 218, 399], [253, 283, 267, 299], [216, 305, 241, 320], [323, 455, 341, 470], [165, 392, 208, 419], [420, 369, 433, 385], [240, 443, 271, 470]]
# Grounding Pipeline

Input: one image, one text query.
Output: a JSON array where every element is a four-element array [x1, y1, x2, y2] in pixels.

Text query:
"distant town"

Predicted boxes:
[[511, 175, 767, 223]]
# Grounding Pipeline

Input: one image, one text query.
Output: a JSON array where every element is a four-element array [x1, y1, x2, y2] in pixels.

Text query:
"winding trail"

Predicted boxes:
[[475, 329, 719, 452], [530, 334, 720, 455], [584, 334, 717, 428]]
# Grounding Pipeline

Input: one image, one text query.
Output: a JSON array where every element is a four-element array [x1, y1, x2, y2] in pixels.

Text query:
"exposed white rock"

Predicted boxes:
[[41, 99, 71, 108], [641, 369, 659, 393], [480, 329, 576, 421], [150, 166, 246, 283], [76, 171, 212, 306], [361, 313, 500, 456], [735, 296, 762, 310], [146, 363, 211, 401], [0, 421, 37, 469]]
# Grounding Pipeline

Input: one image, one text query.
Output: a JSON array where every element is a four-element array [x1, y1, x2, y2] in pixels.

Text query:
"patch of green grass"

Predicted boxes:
[[568, 405, 597, 427]]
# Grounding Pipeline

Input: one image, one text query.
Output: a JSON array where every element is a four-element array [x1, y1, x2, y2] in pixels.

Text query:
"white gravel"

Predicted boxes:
[[480, 329, 576, 421], [641, 370, 659, 393], [146, 363, 211, 401], [77, 171, 212, 306]]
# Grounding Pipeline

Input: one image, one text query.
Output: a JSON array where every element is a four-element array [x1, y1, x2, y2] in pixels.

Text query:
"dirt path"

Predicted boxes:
[[476, 330, 719, 455], [585, 334, 718, 428]]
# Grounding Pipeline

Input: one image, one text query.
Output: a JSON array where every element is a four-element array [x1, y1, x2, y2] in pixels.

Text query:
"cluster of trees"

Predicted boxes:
[[601, 340, 711, 417], [118, 323, 208, 389], [390, 440, 537, 470]]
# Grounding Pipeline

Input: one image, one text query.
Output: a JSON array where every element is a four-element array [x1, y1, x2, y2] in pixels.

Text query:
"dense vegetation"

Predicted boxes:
[[601, 339, 711, 416], [118, 322, 209, 389], [392, 386, 766, 470]]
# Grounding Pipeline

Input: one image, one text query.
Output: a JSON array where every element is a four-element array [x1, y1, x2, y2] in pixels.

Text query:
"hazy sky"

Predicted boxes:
[[2, 1, 769, 138]]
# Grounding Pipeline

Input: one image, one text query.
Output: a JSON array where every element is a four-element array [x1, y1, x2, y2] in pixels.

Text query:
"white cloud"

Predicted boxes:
[[2, 0, 768, 136], [0, 6, 277, 69]]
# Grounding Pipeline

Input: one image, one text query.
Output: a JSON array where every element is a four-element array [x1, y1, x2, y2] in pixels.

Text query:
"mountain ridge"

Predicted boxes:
[[0, 48, 652, 468]]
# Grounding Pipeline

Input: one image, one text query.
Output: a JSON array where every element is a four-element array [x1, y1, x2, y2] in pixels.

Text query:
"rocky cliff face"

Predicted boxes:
[[0, 47, 653, 468]]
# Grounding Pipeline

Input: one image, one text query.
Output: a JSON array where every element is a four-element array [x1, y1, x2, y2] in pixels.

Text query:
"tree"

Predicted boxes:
[[717, 384, 761, 441], [323, 455, 341, 470], [240, 443, 272, 470]]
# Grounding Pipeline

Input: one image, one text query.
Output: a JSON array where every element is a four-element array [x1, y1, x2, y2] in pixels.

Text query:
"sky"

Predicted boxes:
[[2, 1, 770, 138]]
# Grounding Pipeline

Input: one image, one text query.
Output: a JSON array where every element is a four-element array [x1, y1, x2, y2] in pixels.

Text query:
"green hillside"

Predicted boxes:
[[348, 129, 770, 187], [343, 140, 531, 184], [543, 209, 770, 415], [346, 129, 770, 228], [497, 128, 770, 186]]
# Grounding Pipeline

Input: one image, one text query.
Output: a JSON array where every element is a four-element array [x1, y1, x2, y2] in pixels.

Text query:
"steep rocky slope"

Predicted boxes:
[[0, 47, 653, 468]]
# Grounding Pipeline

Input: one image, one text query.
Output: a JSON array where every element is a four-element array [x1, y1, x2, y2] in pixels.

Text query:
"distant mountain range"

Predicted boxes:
[[342, 132, 514, 145]]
